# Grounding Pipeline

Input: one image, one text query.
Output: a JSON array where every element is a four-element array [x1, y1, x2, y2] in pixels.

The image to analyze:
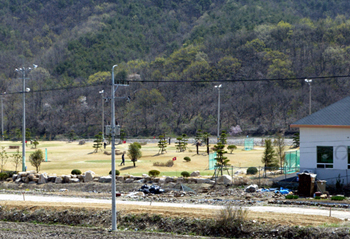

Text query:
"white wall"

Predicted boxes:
[[300, 127, 350, 182]]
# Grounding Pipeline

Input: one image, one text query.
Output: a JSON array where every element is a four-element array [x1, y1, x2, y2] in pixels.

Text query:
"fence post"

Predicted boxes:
[[258, 166, 261, 187]]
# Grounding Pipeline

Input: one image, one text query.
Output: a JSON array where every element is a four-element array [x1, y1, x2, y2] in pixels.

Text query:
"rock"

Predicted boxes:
[[125, 178, 134, 183], [48, 176, 57, 182], [165, 177, 174, 183], [15, 178, 22, 183], [191, 171, 200, 177], [55, 177, 62, 184], [38, 174, 48, 184], [99, 176, 112, 183], [245, 184, 259, 193], [116, 176, 124, 181], [84, 172, 94, 183], [69, 178, 79, 183], [159, 178, 165, 184], [27, 174, 35, 181], [142, 174, 148, 178], [217, 175, 233, 185], [234, 170, 242, 175], [84, 170, 95, 176], [28, 181, 36, 184], [24, 177, 30, 183], [12, 174, 18, 181], [18, 172, 28, 177], [62, 175, 71, 183]]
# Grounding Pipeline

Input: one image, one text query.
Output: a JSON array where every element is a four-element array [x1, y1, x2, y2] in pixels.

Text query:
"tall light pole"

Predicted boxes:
[[99, 90, 105, 141], [1, 92, 5, 141], [305, 79, 312, 115], [15, 64, 37, 172], [111, 65, 117, 231], [215, 84, 222, 143]]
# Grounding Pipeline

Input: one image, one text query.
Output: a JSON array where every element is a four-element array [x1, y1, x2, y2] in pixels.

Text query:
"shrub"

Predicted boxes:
[[246, 167, 258, 175], [314, 196, 321, 200], [181, 171, 190, 177], [149, 170, 160, 177], [71, 169, 82, 175], [0, 172, 8, 180], [227, 145, 237, 153], [184, 157, 191, 162], [109, 170, 120, 176], [285, 195, 299, 199], [216, 204, 248, 230], [331, 195, 345, 201], [153, 160, 174, 167]]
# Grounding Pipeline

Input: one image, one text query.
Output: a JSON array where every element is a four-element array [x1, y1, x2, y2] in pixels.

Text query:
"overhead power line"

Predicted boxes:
[[2, 74, 350, 95]]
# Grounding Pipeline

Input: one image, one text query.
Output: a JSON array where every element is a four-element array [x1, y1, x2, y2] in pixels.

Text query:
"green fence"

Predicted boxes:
[[284, 150, 300, 174], [208, 152, 217, 170], [244, 138, 254, 151]]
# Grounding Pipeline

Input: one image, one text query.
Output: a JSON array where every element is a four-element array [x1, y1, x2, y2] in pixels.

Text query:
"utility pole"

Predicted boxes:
[[110, 65, 129, 231], [305, 79, 312, 115], [214, 84, 222, 143]]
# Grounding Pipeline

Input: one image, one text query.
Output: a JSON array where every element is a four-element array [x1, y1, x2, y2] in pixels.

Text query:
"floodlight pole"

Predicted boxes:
[[215, 84, 222, 143], [305, 79, 312, 115], [111, 65, 117, 231], [99, 90, 105, 141]]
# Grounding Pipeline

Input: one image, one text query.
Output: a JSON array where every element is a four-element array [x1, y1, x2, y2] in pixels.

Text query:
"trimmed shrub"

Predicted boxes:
[[246, 167, 258, 175], [149, 170, 160, 177], [227, 145, 237, 153], [153, 160, 174, 167], [184, 157, 191, 162], [181, 171, 190, 178], [331, 195, 345, 201], [109, 170, 120, 176], [71, 169, 82, 175], [0, 172, 8, 180], [285, 195, 299, 199]]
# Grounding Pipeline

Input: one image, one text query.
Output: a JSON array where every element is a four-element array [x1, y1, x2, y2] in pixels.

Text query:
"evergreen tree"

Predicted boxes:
[[158, 135, 167, 154], [261, 139, 277, 177], [292, 132, 300, 148], [219, 130, 227, 145], [93, 132, 103, 153], [213, 142, 229, 176], [29, 149, 44, 173]]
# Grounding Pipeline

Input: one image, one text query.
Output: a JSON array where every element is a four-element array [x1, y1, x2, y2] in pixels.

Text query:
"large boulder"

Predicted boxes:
[[124, 178, 134, 183], [217, 175, 233, 185], [84, 172, 94, 183], [69, 178, 80, 183], [99, 176, 112, 183], [62, 175, 71, 183], [27, 174, 35, 181], [245, 184, 259, 193], [190, 171, 200, 177], [55, 177, 63, 184], [38, 174, 48, 184]]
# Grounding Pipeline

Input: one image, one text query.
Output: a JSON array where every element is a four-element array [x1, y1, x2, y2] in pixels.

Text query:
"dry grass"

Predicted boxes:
[[0, 200, 343, 227], [1, 141, 267, 176]]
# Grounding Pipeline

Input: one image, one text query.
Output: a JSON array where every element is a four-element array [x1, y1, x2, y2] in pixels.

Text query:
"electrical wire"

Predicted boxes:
[[2, 73, 350, 95]]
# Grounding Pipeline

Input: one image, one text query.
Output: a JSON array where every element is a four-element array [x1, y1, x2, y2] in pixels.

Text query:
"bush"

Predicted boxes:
[[153, 160, 174, 167], [184, 157, 191, 162], [0, 172, 8, 180], [331, 195, 345, 201], [246, 167, 258, 175], [149, 170, 160, 177], [227, 145, 237, 153], [108, 170, 120, 176], [181, 171, 190, 178], [71, 169, 82, 175], [285, 195, 299, 199]]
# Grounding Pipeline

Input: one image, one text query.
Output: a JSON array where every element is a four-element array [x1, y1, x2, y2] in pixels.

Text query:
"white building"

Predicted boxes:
[[291, 96, 350, 184]]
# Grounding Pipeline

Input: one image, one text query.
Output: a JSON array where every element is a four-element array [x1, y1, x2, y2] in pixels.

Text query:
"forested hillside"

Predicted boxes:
[[1, 0, 350, 139]]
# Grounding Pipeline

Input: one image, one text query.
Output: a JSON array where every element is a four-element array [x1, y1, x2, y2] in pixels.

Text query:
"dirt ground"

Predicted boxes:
[[0, 221, 216, 239], [0, 200, 342, 227]]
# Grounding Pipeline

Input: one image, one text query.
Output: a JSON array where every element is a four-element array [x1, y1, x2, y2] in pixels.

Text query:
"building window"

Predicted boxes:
[[317, 146, 333, 168]]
